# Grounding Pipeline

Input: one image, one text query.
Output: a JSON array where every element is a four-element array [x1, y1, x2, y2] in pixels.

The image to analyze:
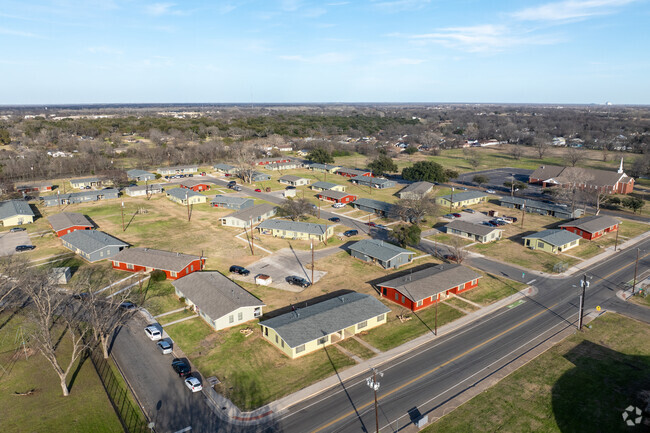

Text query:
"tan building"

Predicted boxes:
[[0, 200, 35, 227], [256, 219, 334, 242]]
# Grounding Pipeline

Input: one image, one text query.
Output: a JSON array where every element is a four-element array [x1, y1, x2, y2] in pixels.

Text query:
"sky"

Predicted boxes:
[[1, 0, 649, 105]]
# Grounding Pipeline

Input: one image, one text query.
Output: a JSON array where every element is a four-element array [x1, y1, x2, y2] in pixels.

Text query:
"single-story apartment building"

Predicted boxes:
[[278, 175, 311, 187], [316, 190, 357, 204], [308, 163, 341, 173], [251, 171, 272, 182], [257, 219, 334, 242], [311, 181, 346, 192], [179, 179, 212, 192], [377, 264, 482, 312], [123, 184, 164, 197], [350, 198, 395, 217], [259, 292, 390, 358], [336, 167, 372, 178], [266, 161, 302, 171], [397, 181, 434, 199], [16, 182, 53, 195], [559, 215, 621, 241], [156, 165, 199, 176], [166, 188, 208, 205], [445, 220, 503, 243], [348, 239, 415, 269], [499, 197, 584, 219], [255, 157, 293, 166], [435, 191, 488, 209], [70, 177, 103, 189], [127, 169, 156, 182], [0, 200, 35, 227], [220, 203, 277, 228], [61, 230, 128, 262], [350, 175, 396, 189], [172, 271, 264, 331], [210, 195, 254, 210], [111, 247, 205, 280], [48, 212, 94, 237], [213, 163, 239, 176], [42, 189, 120, 207], [523, 229, 582, 254]]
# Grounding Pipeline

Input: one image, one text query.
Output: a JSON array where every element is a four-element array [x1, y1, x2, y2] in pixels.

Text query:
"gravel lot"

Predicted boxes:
[[0, 231, 32, 256]]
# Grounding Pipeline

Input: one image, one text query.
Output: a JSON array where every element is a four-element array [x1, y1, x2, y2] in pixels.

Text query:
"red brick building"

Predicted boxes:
[[179, 179, 211, 192], [335, 168, 373, 178], [559, 215, 620, 241], [377, 264, 482, 312], [47, 212, 94, 237], [111, 247, 205, 280], [316, 190, 358, 204], [529, 161, 634, 194], [255, 157, 292, 166]]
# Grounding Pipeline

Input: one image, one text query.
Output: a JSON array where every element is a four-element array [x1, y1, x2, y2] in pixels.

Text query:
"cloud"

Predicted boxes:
[[371, 0, 430, 12], [327, 1, 349, 5], [511, 0, 637, 22], [380, 58, 425, 66], [88, 46, 123, 55], [0, 27, 39, 38], [145, 3, 188, 16], [279, 52, 351, 63]]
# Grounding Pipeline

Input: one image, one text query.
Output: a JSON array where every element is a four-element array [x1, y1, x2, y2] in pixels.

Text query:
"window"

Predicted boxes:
[[275, 335, 278, 343], [264, 327, 268, 336], [401, 295, 405, 303], [114, 261, 121, 267], [317, 336, 328, 345], [229, 315, 234, 323], [238, 312, 243, 321], [376, 313, 386, 321], [296, 345, 305, 354], [358, 321, 367, 329], [190, 265, 194, 272], [395, 293, 399, 301], [127, 263, 134, 270], [281, 340, 284, 348], [538, 241, 544, 248], [416, 300, 423, 307], [170, 271, 177, 277]]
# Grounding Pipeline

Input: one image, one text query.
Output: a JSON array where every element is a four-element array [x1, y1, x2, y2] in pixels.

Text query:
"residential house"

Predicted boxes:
[[127, 169, 156, 182], [259, 292, 390, 359], [172, 271, 264, 331], [336, 167, 372, 178], [377, 264, 482, 312], [210, 195, 254, 210], [316, 190, 357, 204], [529, 161, 634, 194], [0, 200, 35, 227], [435, 191, 488, 209], [251, 171, 272, 182], [499, 197, 584, 219], [397, 182, 434, 199], [348, 239, 415, 269], [350, 175, 396, 189], [266, 161, 302, 171], [255, 157, 293, 166], [220, 203, 277, 228], [70, 177, 103, 189], [166, 188, 208, 205], [60, 230, 128, 262], [559, 215, 621, 241], [42, 189, 120, 207], [256, 219, 334, 242], [278, 175, 311, 187], [48, 212, 94, 237], [350, 198, 394, 217], [444, 220, 503, 243], [523, 229, 582, 253], [213, 163, 239, 176], [156, 165, 199, 176], [16, 182, 53, 195], [111, 247, 205, 280], [124, 184, 164, 197], [311, 181, 346, 192], [308, 163, 341, 173], [179, 179, 212, 192]]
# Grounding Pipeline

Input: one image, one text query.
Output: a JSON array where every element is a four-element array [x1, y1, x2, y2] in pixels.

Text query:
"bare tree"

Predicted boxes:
[[393, 193, 439, 224], [534, 137, 549, 159], [511, 145, 524, 160], [418, 130, 442, 155], [554, 168, 592, 216], [565, 147, 583, 167], [0, 256, 28, 313], [232, 143, 258, 184], [278, 198, 316, 221], [446, 236, 468, 264], [583, 187, 609, 215]]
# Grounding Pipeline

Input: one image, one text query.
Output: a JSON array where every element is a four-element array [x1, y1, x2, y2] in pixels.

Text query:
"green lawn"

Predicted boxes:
[[336, 338, 376, 360], [137, 279, 184, 316], [460, 272, 526, 306], [471, 241, 580, 273], [158, 309, 196, 325], [426, 232, 474, 247], [422, 313, 650, 433]]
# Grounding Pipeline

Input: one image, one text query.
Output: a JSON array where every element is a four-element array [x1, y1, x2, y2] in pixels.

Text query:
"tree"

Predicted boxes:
[[511, 145, 524, 160], [464, 149, 482, 170], [0, 128, 10, 145], [232, 143, 257, 184], [444, 169, 459, 180], [277, 197, 316, 221], [367, 154, 398, 176], [0, 256, 28, 313], [307, 146, 334, 164], [393, 194, 438, 224], [503, 180, 527, 196], [446, 236, 468, 264], [404, 146, 418, 155], [622, 197, 644, 214], [391, 224, 421, 247], [402, 161, 448, 183], [565, 147, 583, 167], [534, 137, 549, 159], [472, 175, 489, 187]]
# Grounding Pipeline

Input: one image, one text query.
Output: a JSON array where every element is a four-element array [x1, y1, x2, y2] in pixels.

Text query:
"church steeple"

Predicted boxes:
[[618, 157, 624, 174]]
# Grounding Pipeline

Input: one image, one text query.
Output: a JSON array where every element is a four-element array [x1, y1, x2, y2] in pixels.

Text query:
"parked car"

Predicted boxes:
[[485, 189, 496, 194], [144, 325, 162, 341], [332, 203, 345, 208], [443, 254, 458, 262], [462, 208, 475, 213], [254, 188, 262, 192], [329, 217, 340, 222], [15, 245, 35, 252], [229, 265, 250, 276], [343, 229, 359, 237], [10, 227, 26, 232], [285, 186, 296, 190], [171, 358, 191, 377], [188, 174, 193, 177], [443, 213, 456, 219], [157, 340, 173, 355], [227, 180, 237, 188], [452, 213, 462, 218], [119, 301, 137, 310], [286, 275, 311, 288], [233, 185, 242, 191], [72, 292, 90, 300], [376, 224, 388, 230], [506, 216, 518, 222], [367, 222, 376, 227], [184, 376, 203, 393], [201, 172, 206, 176]]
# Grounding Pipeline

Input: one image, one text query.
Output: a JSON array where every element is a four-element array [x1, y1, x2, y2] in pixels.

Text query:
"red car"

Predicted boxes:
[[367, 222, 376, 227], [255, 189, 262, 192], [452, 213, 462, 218]]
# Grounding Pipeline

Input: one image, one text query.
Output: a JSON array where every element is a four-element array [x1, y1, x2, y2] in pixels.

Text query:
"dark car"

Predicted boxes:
[[119, 301, 137, 310], [452, 213, 462, 218], [285, 186, 296, 190], [229, 265, 250, 276], [286, 276, 311, 288], [227, 180, 237, 188], [343, 229, 359, 237], [72, 292, 90, 300], [506, 216, 518, 222], [171, 358, 191, 377], [10, 227, 26, 232], [15, 245, 36, 252], [443, 254, 458, 262], [329, 217, 340, 223]]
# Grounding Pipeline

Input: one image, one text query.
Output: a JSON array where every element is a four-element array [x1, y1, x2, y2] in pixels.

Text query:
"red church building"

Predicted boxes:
[[111, 247, 205, 280], [559, 215, 620, 241]]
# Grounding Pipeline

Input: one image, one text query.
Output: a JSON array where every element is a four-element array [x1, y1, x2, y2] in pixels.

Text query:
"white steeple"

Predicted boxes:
[[618, 157, 624, 174]]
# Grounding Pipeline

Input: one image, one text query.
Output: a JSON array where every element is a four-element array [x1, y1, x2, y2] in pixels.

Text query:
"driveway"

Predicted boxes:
[[0, 230, 31, 256]]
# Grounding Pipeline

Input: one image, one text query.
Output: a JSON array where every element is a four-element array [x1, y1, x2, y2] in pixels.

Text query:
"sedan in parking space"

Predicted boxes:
[[443, 214, 456, 219], [10, 227, 26, 232], [328, 217, 340, 223], [254, 188, 262, 192], [229, 265, 250, 276], [157, 340, 173, 355], [485, 189, 496, 194], [462, 208, 475, 213], [144, 325, 162, 341], [184, 376, 203, 393], [286, 275, 311, 288], [343, 229, 358, 237], [172, 358, 191, 377], [452, 213, 462, 218], [15, 245, 36, 252], [119, 301, 137, 310]]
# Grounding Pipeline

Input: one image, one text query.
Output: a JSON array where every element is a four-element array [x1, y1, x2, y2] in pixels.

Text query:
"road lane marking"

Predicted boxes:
[[507, 299, 526, 309], [527, 279, 537, 284], [173, 427, 192, 433], [309, 302, 560, 433]]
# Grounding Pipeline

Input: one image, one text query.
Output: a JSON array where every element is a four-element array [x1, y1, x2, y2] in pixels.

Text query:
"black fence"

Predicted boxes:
[[89, 346, 149, 433]]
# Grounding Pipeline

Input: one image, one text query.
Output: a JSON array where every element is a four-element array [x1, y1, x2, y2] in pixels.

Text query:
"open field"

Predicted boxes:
[[422, 313, 650, 433], [458, 271, 526, 306]]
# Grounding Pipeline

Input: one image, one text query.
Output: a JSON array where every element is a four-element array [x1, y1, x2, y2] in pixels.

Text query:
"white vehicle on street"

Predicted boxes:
[[144, 325, 162, 341], [184, 376, 203, 392], [157, 340, 173, 354], [332, 202, 345, 208]]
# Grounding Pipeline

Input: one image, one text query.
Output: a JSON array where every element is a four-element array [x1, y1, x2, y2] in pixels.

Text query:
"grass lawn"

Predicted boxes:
[[0, 312, 122, 433], [336, 338, 376, 360], [459, 272, 526, 306], [629, 291, 650, 308], [444, 296, 479, 312], [158, 309, 196, 325], [472, 240, 580, 273], [137, 279, 185, 316], [421, 313, 650, 433], [426, 232, 474, 247]]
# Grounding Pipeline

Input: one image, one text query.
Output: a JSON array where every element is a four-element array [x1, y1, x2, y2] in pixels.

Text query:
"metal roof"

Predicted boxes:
[[559, 215, 621, 234], [311, 181, 340, 190], [48, 212, 93, 232], [179, 179, 213, 188], [351, 198, 394, 213], [124, 184, 163, 193], [279, 175, 307, 182], [172, 272, 264, 321], [317, 190, 354, 200], [259, 292, 390, 348], [257, 219, 329, 236], [213, 163, 237, 171], [308, 163, 340, 171], [531, 165, 630, 187], [70, 177, 101, 184], [350, 176, 395, 186], [111, 247, 201, 272], [127, 169, 154, 178], [437, 190, 488, 203], [0, 200, 35, 220], [348, 239, 415, 262], [398, 181, 434, 196], [224, 203, 277, 222], [211, 195, 254, 206], [445, 220, 502, 237], [61, 230, 128, 255], [378, 264, 482, 303], [500, 196, 576, 214], [166, 188, 204, 200], [336, 167, 371, 176], [523, 229, 582, 247]]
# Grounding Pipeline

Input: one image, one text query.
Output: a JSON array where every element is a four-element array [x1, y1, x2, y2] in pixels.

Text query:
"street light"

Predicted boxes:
[[366, 368, 383, 433]]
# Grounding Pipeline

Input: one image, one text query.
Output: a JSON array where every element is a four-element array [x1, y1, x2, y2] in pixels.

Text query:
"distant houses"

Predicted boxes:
[[16, 182, 53, 195], [61, 230, 128, 262], [266, 161, 302, 171], [499, 197, 584, 219], [70, 177, 104, 189], [111, 247, 205, 280], [348, 239, 415, 269], [219, 203, 277, 228], [127, 169, 156, 182], [256, 219, 334, 242], [156, 165, 199, 176], [559, 215, 621, 241], [0, 200, 35, 227], [523, 230, 582, 254]]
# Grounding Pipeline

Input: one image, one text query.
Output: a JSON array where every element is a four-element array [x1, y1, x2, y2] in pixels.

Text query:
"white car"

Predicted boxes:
[[332, 203, 345, 208], [485, 189, 496, 194], [184, 376, 203, 393], [157, 340, 173, 354], [144, 325, 162, 341]]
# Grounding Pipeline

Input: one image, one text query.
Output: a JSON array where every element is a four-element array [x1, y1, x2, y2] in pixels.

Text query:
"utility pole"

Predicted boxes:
[[520, 200, 526, 229], [250, 217, 255, 255], [632, 248, 640, 296], [121, 201, 125, 231], [435, 294, 438, 336], [578, 274, 588, 330], [614, 226, 619, 251], [186, 190, 191, 222], [318, 199, 321, 219], [366, 368, 383, 433], [311, 240, 314, 283], [449, 187, 454, 213], [510, 174, 514, 197]]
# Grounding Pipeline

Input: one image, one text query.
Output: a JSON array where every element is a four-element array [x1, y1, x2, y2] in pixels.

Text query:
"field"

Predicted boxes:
[[421, 313, 650, 433]]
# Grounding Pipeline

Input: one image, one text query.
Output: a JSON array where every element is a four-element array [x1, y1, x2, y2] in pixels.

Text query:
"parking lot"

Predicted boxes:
[[0, 230, 32, 256]]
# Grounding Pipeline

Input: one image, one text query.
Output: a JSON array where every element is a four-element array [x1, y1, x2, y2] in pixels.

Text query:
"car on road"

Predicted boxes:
[[343, 229, 358, 237], [10, 227, 26, 232], [462, 208, 475, 213], [286, 275, 311, 288], [233, 185, 242, 191], [452, 213, 462, 218], [227, 180, 237, 188], [15, 245, 35, 252], [485, 189, 496, 194], [332, 203, 345, 208], [157, 340, 173, 355], [367, 221, 376, 227], [254, 188, 262, 192], [144, 325, 162, 341], [285, 186, 296, 190], [119, 301, 137, 310], [443, 254, 458, 262], [329, 217, 340, 222], [172, 358, 191, 377], [229, 265, 250, 276], [443, 213, 456, 219], [184, 376, 203, 393]]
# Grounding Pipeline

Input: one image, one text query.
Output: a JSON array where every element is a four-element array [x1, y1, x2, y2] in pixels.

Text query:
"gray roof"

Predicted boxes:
[[179, 179, 213, 188], [317, 190, 354, 200], [127, 169, 154, 178], [279, 175, 307, 183], [166, 188, 204, 200], [445, 220, 502, 237], [213, 163, 237, 171], [437, 190, 488, 203], [530, 165, 630, 187], [351, 198, 394, 213], [211, 195, 254, 206], [61, 230, 128, 255], [224, 203, 277, 222], [43, 189, 120, 204], [257, 219, 329, 236], [309, 163, 340, 171], [111, 247, 201, 272], [71, 176, 102, 184], [350, 175, 394, 186], [523, 229, 582, 247], [312, 181, 340, 190], [336, 167, 371, 176], [172, 272, 264, 320], [259, 292, 390, 348], [559, 215, 621, 233], [500, 196, 575, 214], [48, 212, 93, 232], [348, 239, 415, 262], [157, 164, 198, 171], [379, 264, 482, 303], [124, 184, 163, 193], [0, 200, 34, 220], [530, 165, 565, 181], [399, 181, 434, 196]]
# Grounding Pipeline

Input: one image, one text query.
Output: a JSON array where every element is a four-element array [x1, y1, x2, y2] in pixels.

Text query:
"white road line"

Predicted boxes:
[[527, 279, 537, 284], [173, 427, 192, 433]]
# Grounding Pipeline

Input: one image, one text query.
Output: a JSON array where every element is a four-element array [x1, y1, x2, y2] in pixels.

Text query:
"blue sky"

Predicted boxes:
[[1, 0, 648, 104]]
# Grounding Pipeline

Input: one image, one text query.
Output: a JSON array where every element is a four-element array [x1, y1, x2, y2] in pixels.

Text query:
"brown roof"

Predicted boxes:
[[559, 215, 621, 234], [530, 165, 565, 181], [531, 165, 630, 188], [111, 247, 201, 272], [48, 212, 94, 232], [378, 264, 482, 303]]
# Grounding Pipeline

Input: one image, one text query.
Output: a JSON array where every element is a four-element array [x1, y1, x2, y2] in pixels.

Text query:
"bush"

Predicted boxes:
[[150, 270, 167, 282]]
